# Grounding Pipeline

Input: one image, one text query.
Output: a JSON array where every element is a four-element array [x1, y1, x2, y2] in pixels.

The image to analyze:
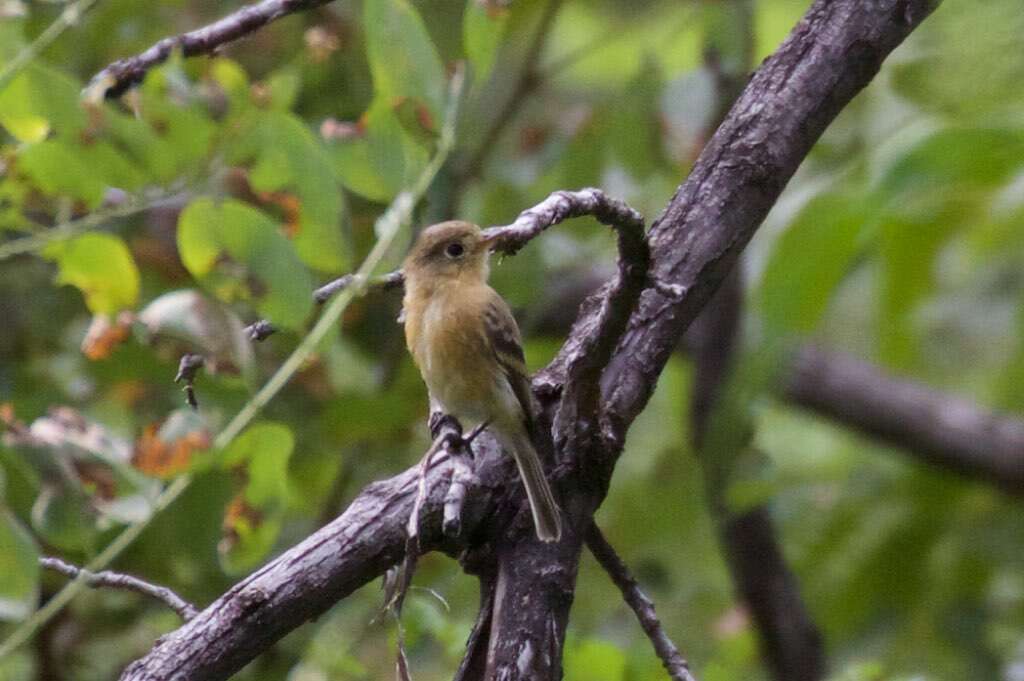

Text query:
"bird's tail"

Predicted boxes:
[[503, 427, 563, 542]]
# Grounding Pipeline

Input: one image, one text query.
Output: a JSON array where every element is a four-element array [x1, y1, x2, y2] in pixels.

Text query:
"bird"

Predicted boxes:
[[401, 220, 563, 542]]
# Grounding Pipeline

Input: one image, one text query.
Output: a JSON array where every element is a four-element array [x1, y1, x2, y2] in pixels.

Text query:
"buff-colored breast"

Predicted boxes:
[[404, 281, 502, 423]]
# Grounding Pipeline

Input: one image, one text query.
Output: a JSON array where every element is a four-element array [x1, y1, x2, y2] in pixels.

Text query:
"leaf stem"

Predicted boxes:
[[0, 0, 102, 94], [0, 193, 183, 261]]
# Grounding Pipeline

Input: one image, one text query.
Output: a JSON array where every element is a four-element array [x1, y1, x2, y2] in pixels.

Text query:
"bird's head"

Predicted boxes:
[[402, 220, 495, 286]]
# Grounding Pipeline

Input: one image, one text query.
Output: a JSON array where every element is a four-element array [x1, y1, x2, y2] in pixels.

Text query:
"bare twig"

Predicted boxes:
[[40, 557, 198, 621], [174, 353, 205, 410], [585, 525, 696, 681], [243, 320, 277, 342], [312, 270, 404, 305], [87, 0, 335, 98], [482, 187, 644, 254]]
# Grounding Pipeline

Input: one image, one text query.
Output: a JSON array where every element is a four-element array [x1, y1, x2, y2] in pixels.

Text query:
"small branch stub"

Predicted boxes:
[[174, 353, 205, 409]]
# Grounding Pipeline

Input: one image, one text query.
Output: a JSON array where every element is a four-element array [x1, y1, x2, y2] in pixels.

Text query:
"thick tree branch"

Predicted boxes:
[[785, 345, 1024, 494], [88, 0, 334, 98], [40, 557, 199, 621], [599, 0, 940, 445], [585, 525, 695, 681]]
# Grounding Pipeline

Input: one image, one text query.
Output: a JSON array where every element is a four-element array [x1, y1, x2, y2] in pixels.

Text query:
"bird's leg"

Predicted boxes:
[[462, 420, 490, 450], [428, 394, 463, 443]]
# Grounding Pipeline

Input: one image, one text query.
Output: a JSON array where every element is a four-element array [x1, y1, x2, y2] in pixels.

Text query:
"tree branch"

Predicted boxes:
[[785, 345, 1024, 494], [40, 557, 199, 622], [600, 0, 940, 445], [585, 524, 696, 681], [87, 0, 335, 99]]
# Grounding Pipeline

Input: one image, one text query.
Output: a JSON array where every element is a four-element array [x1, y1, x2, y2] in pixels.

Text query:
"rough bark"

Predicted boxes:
[[118, 1, 941, 679]]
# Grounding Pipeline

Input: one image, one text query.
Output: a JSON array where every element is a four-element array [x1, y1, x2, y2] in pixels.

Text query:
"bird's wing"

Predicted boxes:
[[483, 292, 536, 435]]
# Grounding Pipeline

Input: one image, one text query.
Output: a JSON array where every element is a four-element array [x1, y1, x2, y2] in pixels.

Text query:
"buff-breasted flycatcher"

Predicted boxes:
[[402, 221, 563, 542]]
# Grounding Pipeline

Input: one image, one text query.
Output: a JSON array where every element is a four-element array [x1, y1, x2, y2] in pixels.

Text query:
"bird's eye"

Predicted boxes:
[[445, 242, 465, 259]]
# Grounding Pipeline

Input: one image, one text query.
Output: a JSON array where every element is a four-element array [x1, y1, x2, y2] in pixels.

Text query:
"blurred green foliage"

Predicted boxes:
[[1, 0, 1023, 680]]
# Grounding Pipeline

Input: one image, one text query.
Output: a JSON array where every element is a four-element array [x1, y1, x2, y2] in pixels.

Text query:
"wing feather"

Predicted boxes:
[[483, 293, 536, 435]]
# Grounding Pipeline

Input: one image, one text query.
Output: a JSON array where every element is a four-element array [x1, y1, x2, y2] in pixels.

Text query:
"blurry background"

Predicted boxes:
[[1, 0, 1023, 679]]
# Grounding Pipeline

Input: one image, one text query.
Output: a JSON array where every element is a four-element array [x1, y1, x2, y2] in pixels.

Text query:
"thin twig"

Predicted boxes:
[[0, 193, 185, 261], [174, 353, 205, 409], [268, 188, 645, 352], [86, 0, 335, 98], [312, 269, 404, 304], [585, 525, 696, 681], [0, 0, 101, 94], [40, 557, 198, 621]]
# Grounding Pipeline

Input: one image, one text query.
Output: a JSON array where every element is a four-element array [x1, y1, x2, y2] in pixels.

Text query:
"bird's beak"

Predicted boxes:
[[479, 231, 501, 251]]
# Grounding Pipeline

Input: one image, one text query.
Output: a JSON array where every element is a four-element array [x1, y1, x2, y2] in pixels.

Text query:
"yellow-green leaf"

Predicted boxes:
[[45, 233, 140, 314]]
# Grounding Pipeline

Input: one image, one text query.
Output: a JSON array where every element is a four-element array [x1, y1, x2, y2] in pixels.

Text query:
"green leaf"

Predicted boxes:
[[103, 111, 179, 182], [264, 68, 301, 111], [463, 0, 509, 87], [564, 638, 627, 681], [31, 485, 96, 553], [758, 193, 867, 335], [0, 509, 39, 621], [222, 422, 294, 508], [245, 111, 348, 272], [79, 142, 148, 193], [0, 62, 84, 143], [44, 233, 140, 314], [876, 213, 960, 369], [363, 0, 446, 125], [18, 140, 107, 209], [132, 64, 217, 175], [878, 127, 1024, 197], [208, 58, 251, 113], [329, 97, 429, 202], [177, 198, 315, 330], [218, 422, 294, 574]]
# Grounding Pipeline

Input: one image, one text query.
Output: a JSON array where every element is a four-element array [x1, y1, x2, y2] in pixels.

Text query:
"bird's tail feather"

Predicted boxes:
[[506, 428, 562, 542]]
